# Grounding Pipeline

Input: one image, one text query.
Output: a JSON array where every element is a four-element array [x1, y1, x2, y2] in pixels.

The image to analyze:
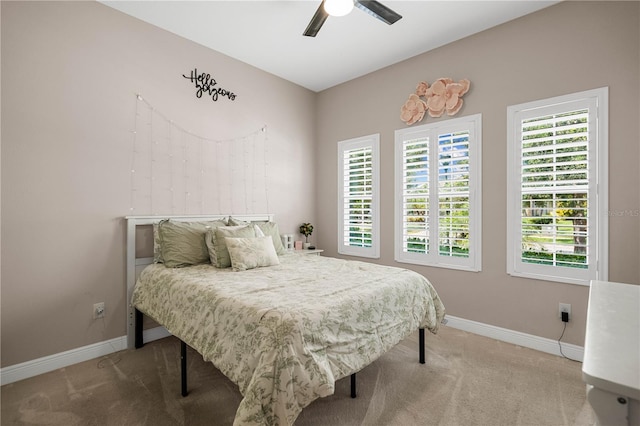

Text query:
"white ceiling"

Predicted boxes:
[[101, 1, 558, 92]]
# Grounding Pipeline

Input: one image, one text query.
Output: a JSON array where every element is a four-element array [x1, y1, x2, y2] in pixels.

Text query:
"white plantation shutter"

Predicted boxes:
[[521, 109, 589, 267], [338, 135, 379, 258], [395, 114, 481, 271], [343, 146, 373, 247], [400, 137, 429, 255], [507, 88, 608, 285], [438, 130, 471, 258]]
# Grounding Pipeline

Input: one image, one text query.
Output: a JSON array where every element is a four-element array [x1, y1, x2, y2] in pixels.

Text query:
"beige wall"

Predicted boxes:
[[1, 1, 317, 367], [315, 1, 640, 346], [2, 1, 639, 369]]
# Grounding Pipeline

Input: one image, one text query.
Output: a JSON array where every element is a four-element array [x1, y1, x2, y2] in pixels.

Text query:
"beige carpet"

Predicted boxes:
[[1, 327, 595, 425]]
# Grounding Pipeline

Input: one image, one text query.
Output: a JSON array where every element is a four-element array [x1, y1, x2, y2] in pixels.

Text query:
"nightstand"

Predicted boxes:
[[293, 249, 324, 256]]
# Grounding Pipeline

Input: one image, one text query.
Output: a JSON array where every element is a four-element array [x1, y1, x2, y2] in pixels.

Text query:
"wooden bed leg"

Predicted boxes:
[[181, 340, 188, 397], [135, 309, 144, 349], [419, 328, 425, 364], [350, 373, 356, 398]]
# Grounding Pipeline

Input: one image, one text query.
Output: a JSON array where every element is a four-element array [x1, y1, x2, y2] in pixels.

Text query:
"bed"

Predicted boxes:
[[126, 215, 445, 426]]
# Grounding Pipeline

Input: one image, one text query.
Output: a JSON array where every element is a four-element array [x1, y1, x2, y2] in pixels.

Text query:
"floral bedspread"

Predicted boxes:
[[132, 254, 445, 425]]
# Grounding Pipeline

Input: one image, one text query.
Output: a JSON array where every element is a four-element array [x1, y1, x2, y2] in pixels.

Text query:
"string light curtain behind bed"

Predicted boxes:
[[129, 94, 270, 216]]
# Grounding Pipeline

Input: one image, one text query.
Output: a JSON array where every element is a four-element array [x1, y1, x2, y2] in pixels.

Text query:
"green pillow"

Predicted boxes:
[[228, 217, 249, 226], [206, 225, 257, 268], [153, 223, 163, 263], [253, 221, 286, 255], [159, 220, 226, 268]]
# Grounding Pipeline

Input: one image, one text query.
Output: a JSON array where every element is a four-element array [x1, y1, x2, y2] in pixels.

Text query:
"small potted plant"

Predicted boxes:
[[299, 222, 313, 249]]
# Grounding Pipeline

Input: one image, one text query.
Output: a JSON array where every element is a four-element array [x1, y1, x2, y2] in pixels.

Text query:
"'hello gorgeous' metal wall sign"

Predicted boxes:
[[182, 68, 237, 102]]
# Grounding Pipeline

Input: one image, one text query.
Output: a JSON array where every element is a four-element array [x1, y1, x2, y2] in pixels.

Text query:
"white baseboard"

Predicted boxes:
[[0, 327, 172, 386], [1, 319, 582, 387], [1, 336, 127, 386], [444, 315, 584, 361]]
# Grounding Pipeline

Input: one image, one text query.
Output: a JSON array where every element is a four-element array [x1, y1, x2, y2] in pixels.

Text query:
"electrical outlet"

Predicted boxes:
[[93, 302, 105, 319], [559, 303, 571, 321]]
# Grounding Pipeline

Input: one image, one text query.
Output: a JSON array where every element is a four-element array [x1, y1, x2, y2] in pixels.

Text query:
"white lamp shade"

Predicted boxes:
[[324, 0, 354, 17]]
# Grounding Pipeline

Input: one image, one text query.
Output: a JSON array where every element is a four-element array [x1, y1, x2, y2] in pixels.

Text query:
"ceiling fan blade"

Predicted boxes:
[[303, 1, 329, 37], [354, 0, 402, 25]]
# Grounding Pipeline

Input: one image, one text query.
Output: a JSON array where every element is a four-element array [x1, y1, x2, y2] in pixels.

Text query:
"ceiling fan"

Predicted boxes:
[[303, 0, 403, 37]]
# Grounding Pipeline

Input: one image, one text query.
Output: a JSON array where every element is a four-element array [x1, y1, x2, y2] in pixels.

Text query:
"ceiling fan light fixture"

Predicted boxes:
[[324, 0, 354, 17]]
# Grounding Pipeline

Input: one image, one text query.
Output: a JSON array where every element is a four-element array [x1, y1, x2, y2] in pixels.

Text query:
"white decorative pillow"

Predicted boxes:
[[225, 236, 280, 271], [254, 224, 265, 237], [227, 219, 286, 255]]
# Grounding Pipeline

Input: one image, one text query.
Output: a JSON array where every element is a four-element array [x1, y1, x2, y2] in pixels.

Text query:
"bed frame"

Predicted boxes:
[[125, 214, 426, 400], [125, 214, 275, 349]]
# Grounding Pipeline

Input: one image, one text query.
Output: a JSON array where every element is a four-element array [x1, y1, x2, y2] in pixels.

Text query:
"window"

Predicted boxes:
[[507, 88, 608, 285], [338, 134, 380, 258], [395, 114, 482, 271]]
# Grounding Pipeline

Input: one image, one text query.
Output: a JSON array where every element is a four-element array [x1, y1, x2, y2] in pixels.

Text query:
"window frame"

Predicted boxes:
[[337, 134, 380, 258], [506, 87, 608, 286], [394, 114, 482, 271]]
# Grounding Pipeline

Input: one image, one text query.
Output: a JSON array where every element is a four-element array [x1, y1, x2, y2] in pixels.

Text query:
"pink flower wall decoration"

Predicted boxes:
[[400, 78, 471, 125], [416, 81, 429, 97], [400, 94, 428, 126]]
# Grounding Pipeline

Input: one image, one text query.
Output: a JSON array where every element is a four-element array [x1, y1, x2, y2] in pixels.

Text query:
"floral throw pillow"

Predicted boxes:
[[225, 236, 280, 272]]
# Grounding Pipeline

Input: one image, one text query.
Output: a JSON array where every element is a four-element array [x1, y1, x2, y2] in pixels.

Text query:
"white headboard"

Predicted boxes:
[[125, 214, 274, 349]]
